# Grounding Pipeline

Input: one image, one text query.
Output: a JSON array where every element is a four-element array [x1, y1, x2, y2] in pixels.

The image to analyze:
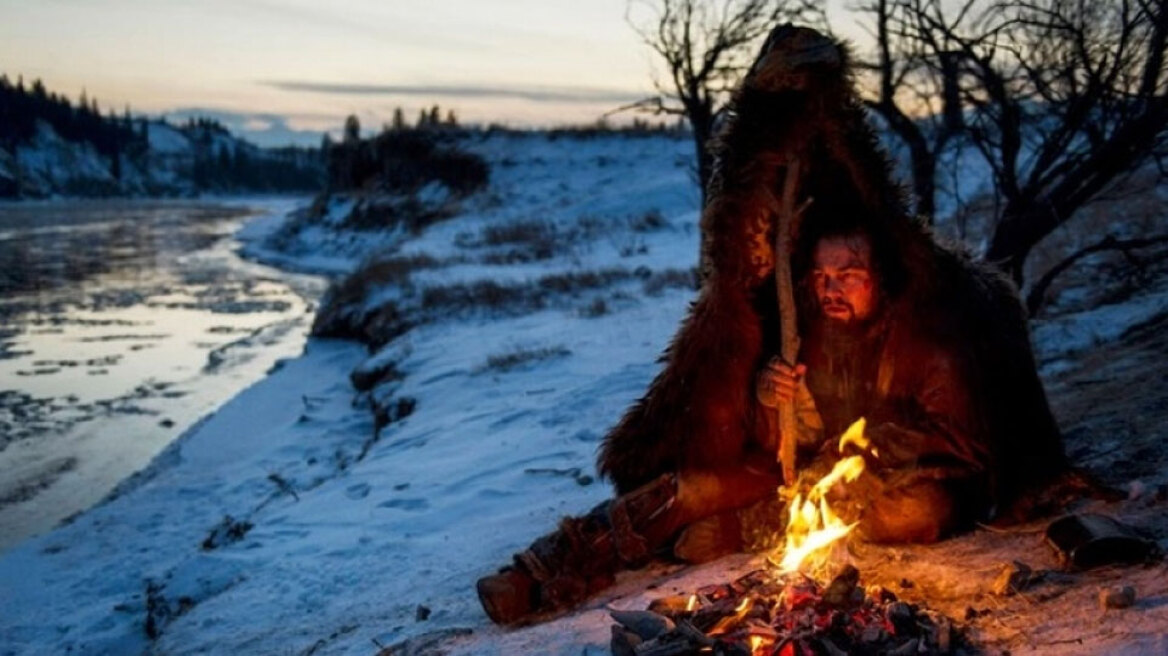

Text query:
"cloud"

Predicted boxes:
[[261, 80, 648, 104]]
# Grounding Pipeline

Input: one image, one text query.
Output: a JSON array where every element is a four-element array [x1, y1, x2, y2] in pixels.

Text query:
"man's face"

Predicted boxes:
[[811, 233, 877, 323]]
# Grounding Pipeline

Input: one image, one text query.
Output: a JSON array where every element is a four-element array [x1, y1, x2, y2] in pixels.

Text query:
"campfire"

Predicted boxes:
[[610, 419, 963, 656]]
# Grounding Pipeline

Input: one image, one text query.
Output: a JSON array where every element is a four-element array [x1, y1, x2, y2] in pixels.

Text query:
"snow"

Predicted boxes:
[[12, 121, 119, 197], [2, 132, 1166, 656], [147, 122, 191, 155], [1033, 275, 1168, 374], [3, 118, 309, 199]]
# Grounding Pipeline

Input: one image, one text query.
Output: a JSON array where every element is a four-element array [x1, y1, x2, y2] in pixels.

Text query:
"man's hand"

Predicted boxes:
[[756, 357, 807, 408]]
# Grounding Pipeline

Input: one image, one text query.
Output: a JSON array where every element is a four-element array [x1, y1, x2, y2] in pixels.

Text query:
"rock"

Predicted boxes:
[[610, 625, 642, 656], [1098, 585, 1137, 610], [963, 606, 989, 621], [819, 637, 849, 656], [822, 564, 860, 608], [888, 638, 919, 656], [886, 601, 915, 635], [866, 584, 897, 603], [609, 609, 675, 640], [992, 561, 1038, 596], [415, 604, 431, 621], [861, 623, 887, 643], [936, 618, 953, 653]]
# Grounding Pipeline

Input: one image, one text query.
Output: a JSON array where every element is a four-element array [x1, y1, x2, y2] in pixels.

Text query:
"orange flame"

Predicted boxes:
[[775, 417, 868, 573], [749, 634, 774, 655]]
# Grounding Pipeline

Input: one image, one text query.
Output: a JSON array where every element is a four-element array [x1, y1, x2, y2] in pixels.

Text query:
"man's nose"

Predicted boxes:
[[823, 277, 844, 294]]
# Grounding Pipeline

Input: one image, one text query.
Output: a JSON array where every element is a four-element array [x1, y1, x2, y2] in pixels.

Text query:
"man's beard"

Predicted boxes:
[[816, 301, 874, 355]]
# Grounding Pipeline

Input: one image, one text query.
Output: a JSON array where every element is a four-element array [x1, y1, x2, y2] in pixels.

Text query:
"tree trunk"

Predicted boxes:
[[908, 144, 936, 223], [690, 102, 716, 282], [984, 199, 1062, 287], [690, 104, 715, 207]]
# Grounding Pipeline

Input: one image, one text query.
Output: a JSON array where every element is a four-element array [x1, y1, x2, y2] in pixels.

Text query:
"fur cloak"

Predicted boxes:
[[596, 25, 1065, 514]]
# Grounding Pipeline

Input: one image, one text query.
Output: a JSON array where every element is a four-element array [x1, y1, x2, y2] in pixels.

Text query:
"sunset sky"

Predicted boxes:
[[1, 0, 860, 146]]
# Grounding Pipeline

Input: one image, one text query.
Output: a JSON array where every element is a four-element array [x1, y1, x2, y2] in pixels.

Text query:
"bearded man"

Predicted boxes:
[[758, 211, 993, 544], [477, 24, 1066, 625]]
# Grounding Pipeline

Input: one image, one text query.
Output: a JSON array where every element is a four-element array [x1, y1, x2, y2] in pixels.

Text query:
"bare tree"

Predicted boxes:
[[625, 0, 825, 205], [854, 0, 966, 223], [878, 0, 1168, 286]]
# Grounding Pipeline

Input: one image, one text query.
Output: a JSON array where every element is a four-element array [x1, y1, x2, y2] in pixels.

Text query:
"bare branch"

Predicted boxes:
[[1027, 233, 1168, 315]]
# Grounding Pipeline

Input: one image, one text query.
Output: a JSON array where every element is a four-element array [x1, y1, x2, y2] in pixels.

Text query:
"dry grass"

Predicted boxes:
[[478, 345, 571, 373], [417, 268, 635, 317], [630, 209, 669, 232], [311, 254, 444, 339], [579, 297, 609, 318], [643, 267, 699, 296], [1026, 175, 1168, 316]]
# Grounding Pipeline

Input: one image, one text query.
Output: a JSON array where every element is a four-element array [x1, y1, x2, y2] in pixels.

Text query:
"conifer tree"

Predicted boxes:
[[343, 114, 360, 143]]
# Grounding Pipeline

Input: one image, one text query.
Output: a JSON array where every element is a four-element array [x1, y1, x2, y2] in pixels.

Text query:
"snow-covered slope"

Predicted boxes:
[[0, 119, 317, 199]]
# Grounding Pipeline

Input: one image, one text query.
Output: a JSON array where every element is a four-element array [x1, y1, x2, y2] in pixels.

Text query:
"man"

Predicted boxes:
[[477, 24, 1065, 625], [478, 212, 1038, 625], [759, 214, 992, 543]]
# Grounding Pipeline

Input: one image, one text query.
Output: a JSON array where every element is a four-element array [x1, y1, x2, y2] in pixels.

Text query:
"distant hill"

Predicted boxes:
[[0, 75, 324, 199]]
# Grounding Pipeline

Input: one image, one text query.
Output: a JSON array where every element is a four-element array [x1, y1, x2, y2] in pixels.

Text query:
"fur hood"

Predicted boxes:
[[597, 25, 1064, 509]]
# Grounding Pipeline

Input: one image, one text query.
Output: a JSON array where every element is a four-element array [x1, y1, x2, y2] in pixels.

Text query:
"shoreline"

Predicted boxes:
[[0, 197, 324, 553]]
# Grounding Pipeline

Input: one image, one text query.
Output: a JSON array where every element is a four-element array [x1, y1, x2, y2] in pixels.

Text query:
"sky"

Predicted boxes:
[[1, 0, 864, 147]]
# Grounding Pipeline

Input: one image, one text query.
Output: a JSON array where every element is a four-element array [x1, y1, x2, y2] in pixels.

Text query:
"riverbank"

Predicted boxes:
[[0, 197, 324, 551]]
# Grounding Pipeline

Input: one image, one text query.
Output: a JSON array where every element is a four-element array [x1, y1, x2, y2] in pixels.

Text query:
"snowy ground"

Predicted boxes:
[[1, 133, 1166, 656]]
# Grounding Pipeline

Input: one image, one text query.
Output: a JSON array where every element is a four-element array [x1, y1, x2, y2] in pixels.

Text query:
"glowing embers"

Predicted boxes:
[[610, 568, 961, 656], [775, 418, 869, 574]]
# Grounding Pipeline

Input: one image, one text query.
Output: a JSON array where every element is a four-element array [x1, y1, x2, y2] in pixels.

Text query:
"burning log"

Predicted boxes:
[[611, 566, 965, 656]]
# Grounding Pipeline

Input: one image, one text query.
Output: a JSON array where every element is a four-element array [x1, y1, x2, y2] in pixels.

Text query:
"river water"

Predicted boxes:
[[0, 198, 325, 552]]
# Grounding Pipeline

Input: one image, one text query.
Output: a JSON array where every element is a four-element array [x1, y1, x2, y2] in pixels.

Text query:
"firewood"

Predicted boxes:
[[821, 564, 859, 608], [611, 626, 643, 656], [632, 637, 696, 656], [674, 619, 715, 647], [610, 610, 675, 640]]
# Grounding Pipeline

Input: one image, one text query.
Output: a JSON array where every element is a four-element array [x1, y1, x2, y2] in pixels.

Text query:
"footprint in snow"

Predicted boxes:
[[378, 498, 430, 511], [345, 482, 372, 500]]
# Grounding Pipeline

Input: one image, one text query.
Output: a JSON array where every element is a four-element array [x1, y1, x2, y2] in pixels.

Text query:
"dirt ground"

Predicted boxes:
[[848, 311, 1168, 655]]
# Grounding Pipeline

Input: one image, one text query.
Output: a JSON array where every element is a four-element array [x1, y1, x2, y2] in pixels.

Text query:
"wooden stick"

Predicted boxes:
[[772, 159, 808, 486]]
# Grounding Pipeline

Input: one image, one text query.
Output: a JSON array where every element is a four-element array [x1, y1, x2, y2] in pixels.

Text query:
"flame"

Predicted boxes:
[[749, 634, 774, 654], [775, 418, 868, 573], [710, 596, 756, 635], [838, 416, 877, 458]]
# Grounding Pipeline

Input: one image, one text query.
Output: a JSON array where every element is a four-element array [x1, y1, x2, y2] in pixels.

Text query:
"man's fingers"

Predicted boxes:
[[766, 359, 807, 377], [759, 359, 807, 407]]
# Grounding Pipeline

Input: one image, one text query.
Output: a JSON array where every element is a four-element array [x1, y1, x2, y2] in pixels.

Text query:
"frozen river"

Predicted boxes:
[[0, 198, 324, 552]]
